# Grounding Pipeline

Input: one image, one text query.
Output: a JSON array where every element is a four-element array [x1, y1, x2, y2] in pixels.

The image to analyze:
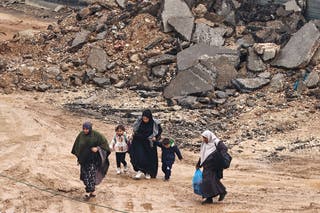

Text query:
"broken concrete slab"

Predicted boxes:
[[87, 47, 108, 72], [247, 47, 266, 72], [284, 0, 301, 12], [272, 22, 320, 69], [270, 73, 286, 92], [304, 71, 319, 88], [116, 0, 127, 9], [198, 54, 238, 90], [163, 62, 216, 99], [161, 0, 193, 33], [70, 29, 90, 51], [232, 77, 270, 92], [147, 54, 176, 67], [177, 43, 239, 71], [254, 43, 280, 61], [93, 77, 111, 87], [168, 16, 194, 41], [310, 47, 320, 66], [192, 23, 226, 46]]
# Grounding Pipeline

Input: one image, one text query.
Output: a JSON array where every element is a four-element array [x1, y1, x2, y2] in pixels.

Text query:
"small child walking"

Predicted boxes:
[[110, 125, 129, 174], [155, 138, 183, 181]]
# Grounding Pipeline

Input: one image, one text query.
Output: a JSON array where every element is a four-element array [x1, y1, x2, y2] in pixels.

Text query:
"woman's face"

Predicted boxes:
[[83, 128, 90, 135], [116, 129, 124, 136], [142, 116, 150, 123], [202, 136, 209, 143]]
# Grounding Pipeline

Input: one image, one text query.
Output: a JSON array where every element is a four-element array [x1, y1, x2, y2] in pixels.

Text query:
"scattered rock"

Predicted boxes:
[[92, 77, 110, 87], [163, 61, 215, 99], [87, 47, 108, 72], [270, 73, 286, 92], [147, 54, 176, 67], [232, 77, 270, 93], [192, 23, 226, 46], [247, 47, 266, 72], [152, 65, 169, 78], [177, 43, 239, 71], [161, 0, 193, 33], [168, 16, 194, 41], [70, 29, 90, 51], [253, 43, 280, 61], [304, 71, 319, 88], [272, 22, 320, 69]]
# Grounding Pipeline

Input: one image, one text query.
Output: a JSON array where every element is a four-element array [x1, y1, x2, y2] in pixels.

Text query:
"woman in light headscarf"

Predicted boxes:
[[71, 122, 110, 200], [196, 130, 227, 204]]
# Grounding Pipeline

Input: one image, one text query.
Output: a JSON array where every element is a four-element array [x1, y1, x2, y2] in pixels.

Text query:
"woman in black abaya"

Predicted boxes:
[[130, 109, 162, 179]]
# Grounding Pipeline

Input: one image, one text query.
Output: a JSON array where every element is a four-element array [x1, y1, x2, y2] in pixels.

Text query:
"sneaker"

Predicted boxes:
[[133, 170, 144, 179], [124, 165, 129, 172], [145, 173, 151, 180], [116, 168, 121, 175]]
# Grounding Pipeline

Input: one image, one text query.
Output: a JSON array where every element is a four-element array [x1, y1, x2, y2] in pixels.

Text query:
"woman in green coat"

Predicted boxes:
[[71, 122, 110, 199]]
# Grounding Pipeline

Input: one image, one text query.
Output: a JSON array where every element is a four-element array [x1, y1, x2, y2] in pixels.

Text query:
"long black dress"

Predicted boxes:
[[197, 142, 227, 198], [130, 117, 162, 178]]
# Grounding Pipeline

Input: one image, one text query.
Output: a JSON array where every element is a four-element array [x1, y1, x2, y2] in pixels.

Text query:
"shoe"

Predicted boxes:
[[116, 168, 121, 175], [163, 177, 169, 181], [124, 166, 129, 172], [145, 173, 151, 180], [133, 170, 144, 179], [201, 198, 213, 205], [218, 192, 227, 201]]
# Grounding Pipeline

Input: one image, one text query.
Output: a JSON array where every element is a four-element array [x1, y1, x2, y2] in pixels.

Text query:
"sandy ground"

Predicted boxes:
[[0, 7, 51, 41], [0, 92, 320, 213]]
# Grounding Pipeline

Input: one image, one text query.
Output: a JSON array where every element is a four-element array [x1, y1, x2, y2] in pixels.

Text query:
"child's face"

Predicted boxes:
[[83, 128, 90, 135], [116, 129, 124, 136], [164, 144, 170, 148]]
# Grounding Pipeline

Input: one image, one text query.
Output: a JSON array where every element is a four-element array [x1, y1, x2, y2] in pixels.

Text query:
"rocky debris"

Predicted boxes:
[[161, 0, 193, 33], [147, 54, 176, 67], [247, 47, 267, 72], [69, 29, 90, 51], [168, 16, 194, 41], [116, 0, 127, 9], [232, 77, 270, 92], [192, 23, 226, 46], [304, 71, 319, 88], [151, 65, 168, 78], [177, 43, 238, 71], [87, 47, 108, 72], [92, 77, 111, 87], [163, 61, 215, 99], [198, 54, 238, 89], [284, 0, 301, 12], [270, 73, 286, 93], [272, 22, 320, 69], [253, 43, 280, 62], [0, 59, 6, 73]]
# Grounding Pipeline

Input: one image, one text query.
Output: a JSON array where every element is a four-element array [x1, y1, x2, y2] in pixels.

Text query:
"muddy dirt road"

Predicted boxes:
[[0, 92, 320, 213]]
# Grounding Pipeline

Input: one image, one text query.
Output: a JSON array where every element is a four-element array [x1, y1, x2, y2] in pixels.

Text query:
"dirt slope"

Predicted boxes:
[[0, 92, 320, 213]]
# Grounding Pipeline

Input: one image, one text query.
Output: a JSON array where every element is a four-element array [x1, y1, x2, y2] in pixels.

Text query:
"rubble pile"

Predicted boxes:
[[1, 0, 320, 151]]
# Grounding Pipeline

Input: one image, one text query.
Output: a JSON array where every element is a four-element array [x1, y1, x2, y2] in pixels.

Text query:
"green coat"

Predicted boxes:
[[71, 130, 110, 163]]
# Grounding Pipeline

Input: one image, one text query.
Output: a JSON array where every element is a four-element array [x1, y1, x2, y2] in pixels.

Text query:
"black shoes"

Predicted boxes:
[[218, 192, 227, 201], [201, 198, 213, 205]]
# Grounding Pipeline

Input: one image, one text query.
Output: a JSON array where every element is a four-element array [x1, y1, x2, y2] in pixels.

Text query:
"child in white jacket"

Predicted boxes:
[[110, 125, 129, 174]]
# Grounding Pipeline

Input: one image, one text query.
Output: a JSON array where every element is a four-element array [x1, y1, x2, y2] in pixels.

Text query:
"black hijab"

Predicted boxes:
[[138, 109, 154, 138]]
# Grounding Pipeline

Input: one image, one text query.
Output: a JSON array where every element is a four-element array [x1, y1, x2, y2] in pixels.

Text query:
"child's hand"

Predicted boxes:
[[91, 147, 98, 152]]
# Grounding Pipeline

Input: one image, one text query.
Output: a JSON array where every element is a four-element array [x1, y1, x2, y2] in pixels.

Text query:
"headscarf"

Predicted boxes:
[[142, 109, 153, 121], [137, 109, 154, 138], [82, 121, 92, 134], [200, 130, 220, 165]]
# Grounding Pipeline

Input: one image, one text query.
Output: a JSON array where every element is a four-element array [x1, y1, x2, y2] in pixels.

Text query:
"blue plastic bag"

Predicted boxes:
[[192, 169, 203, 196]]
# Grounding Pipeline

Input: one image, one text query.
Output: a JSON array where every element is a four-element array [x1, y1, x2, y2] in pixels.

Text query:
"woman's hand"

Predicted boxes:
[[91, 147, 98, 152]]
